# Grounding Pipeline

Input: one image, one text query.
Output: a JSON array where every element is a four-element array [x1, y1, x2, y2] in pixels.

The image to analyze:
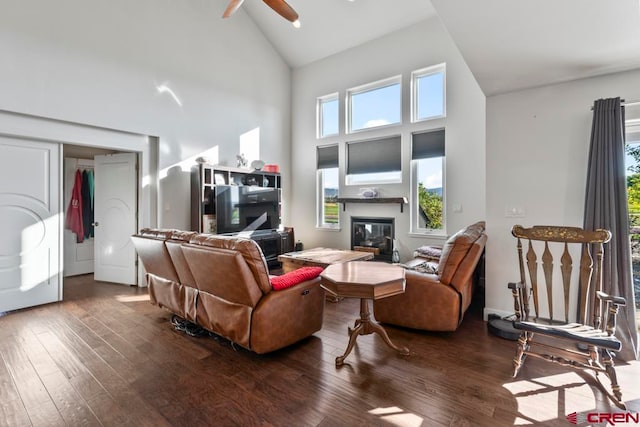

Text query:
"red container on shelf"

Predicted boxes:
[[262, 164, 279, 173]]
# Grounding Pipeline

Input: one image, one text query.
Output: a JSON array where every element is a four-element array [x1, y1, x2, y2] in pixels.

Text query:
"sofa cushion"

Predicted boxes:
[[413, 245, 442, 261], [270, 267, 324, 291], [437, 221, 485, 285]]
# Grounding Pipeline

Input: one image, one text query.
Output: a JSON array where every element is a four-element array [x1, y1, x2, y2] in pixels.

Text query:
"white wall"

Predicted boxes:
[[485, 68, 640, 318], [290, 18, 486, 260], [0, 0, 291, 229]]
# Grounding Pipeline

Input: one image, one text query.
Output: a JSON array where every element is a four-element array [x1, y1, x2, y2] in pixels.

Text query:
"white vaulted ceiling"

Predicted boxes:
[[241, 0, 436, 68], [235, 0, 640, 95]]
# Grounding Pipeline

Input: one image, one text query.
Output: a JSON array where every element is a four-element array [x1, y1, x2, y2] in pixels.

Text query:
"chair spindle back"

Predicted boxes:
[[512, 225, 611, 327]]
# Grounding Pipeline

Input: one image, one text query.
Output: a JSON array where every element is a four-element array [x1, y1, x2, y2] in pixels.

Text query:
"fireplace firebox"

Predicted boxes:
[[351, 217, 394, 262]]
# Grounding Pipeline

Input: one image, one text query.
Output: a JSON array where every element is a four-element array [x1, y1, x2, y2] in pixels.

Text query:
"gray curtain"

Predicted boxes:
[[584, 97, 638, 361]]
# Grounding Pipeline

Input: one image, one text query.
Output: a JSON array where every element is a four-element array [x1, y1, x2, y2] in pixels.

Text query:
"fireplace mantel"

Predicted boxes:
[[336, 197, 408, 213]]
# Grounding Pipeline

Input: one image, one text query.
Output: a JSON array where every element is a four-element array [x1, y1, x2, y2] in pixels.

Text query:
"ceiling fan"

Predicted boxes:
[[223, 0, 301, 27]]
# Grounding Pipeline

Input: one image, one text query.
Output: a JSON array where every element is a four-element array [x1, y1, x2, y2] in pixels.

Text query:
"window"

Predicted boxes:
[[347, 76, 401, 133], [317, 93, 339, 138], [411, 129, 445, 233], [624, 119, 640, 330], [412, 64, 446, 122], [346, 136, 401, 185], [317, 144, 339, 228]]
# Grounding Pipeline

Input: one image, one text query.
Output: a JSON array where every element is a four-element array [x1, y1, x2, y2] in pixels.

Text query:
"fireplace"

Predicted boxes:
[[351, 217, 394, 262]]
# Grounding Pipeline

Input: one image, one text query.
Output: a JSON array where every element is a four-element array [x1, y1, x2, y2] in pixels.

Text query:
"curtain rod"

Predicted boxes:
[[590, 99, 640, 110]]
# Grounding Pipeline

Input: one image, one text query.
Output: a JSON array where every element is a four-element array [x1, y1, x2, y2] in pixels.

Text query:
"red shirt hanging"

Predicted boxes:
[[65, 169, 84, 243]]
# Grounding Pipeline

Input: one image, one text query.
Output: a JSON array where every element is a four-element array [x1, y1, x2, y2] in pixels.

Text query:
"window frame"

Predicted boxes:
[[346, 75, 402, 134], [316, 144, 340, 230], [411, 63, 446, 123], [410, 129, 446, 235], [317, 92, 340, 139]]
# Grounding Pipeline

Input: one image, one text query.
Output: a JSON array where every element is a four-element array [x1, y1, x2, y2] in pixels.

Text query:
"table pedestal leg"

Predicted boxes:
[[335, 298, 410, 366]]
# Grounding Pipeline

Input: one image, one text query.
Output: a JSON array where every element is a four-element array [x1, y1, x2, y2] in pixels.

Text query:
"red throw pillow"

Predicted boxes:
[[270, 267, 324, 291]]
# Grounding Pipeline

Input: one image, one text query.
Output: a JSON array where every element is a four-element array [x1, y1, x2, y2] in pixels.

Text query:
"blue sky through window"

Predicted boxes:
[[416, 72, 444, 120], [321, 98, 339, 137], [351, 83, 401, 132]]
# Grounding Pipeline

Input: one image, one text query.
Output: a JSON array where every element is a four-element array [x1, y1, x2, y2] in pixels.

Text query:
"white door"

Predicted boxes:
[[0, 136, 61, 312], [63, 158, 94, 277], [94, 153, 137, 285]]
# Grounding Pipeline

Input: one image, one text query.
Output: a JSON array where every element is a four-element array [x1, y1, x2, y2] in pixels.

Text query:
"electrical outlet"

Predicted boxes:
[[504, 206, 525, 217]]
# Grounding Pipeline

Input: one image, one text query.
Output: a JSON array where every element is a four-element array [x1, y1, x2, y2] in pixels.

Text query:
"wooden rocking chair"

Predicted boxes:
[[508, 225, 627, 409]]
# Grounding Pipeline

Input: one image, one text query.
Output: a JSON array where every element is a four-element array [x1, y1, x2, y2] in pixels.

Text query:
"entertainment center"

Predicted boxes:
[[190, 164, 293, 265]]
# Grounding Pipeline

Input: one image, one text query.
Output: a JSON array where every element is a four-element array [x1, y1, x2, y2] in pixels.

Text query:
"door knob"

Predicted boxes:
[[92, 222, 99, 227]]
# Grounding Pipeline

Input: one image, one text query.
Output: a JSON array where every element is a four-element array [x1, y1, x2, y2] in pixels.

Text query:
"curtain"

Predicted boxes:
[[584, 97, 638, 361]]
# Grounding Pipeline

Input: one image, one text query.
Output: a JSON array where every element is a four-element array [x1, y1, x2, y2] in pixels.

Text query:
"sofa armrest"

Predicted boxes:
[[250, 277, 325, 354]]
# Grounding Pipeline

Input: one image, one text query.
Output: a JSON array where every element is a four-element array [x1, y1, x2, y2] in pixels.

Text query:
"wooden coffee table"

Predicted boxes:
[[320, 261, 410, 366], [278, 247, 374, 273]]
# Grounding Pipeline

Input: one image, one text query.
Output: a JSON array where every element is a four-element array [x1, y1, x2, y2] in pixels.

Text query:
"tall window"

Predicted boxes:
[[318, 93, 339, 138], [624, 118, 640, 329], [347, 76, 401, 133], [346, 136, 401, 185], [317, 144, 339, 228], [412, 64, 446, 122], [411, 129, 445, 233]]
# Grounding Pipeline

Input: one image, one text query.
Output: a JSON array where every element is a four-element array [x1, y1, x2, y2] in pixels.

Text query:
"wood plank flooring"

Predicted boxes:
[[1, 275, 639, 426]]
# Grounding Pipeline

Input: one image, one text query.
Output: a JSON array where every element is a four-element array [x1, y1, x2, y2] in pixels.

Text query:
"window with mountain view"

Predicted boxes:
[[317, 144, 339, 228]]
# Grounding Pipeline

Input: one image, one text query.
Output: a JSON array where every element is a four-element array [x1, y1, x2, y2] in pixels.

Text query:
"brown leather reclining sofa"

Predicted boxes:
[[131, 228, 325, 354], [373, 221, 487, 332]]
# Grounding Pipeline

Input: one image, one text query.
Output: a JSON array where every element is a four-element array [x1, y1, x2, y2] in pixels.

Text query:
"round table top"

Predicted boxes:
[[320, 261, 406, 299]]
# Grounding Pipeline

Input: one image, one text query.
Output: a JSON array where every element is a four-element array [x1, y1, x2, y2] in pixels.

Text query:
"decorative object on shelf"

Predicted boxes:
[[214, 173, 226, 185], [245, 176, 258, 186], [359, 187, 379, 199], [195, 156, 211, 164], [262, 164, 280, 173], [263, 177, 269, 186], [251, 159, 265, 170], [236, 153, 248, 168]]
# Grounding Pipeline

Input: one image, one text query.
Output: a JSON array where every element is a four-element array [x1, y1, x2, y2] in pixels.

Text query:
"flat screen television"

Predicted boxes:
[[215, 185, 280, 234]]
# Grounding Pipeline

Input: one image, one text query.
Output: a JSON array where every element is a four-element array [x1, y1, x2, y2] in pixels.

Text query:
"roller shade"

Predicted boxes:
[[317, 144, 339, 169], [347, 136, 401, 174], [412, 129, 445, 159]]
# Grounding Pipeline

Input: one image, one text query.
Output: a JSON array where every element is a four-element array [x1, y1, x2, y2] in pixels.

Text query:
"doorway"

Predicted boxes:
[[0, 109, 158, 313], [63, 145, 139, 285]]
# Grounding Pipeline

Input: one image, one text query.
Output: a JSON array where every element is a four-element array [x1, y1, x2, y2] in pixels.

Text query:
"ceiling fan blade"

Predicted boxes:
[[262, 0, 299, 23], [222, 0, 245, 18]]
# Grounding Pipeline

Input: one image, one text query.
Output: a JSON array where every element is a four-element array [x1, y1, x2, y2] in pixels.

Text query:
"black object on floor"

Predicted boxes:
[[487, 315, 520, 341], [171, 315, 208, 337]]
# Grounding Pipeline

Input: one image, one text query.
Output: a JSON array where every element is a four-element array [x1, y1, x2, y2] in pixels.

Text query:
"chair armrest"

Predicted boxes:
[[596, 291, 626, 306]]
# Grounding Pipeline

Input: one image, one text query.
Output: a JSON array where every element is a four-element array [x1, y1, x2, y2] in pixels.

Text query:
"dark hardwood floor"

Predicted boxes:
[[1, 275, 639, 426]]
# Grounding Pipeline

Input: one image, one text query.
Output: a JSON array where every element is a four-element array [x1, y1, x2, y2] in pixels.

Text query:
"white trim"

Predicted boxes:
[[411, 63, 446, 123]]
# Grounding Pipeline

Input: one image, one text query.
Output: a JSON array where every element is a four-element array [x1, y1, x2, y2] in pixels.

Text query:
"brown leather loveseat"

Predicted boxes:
[[373, 221, 487, 332], [131, 229, 325, 353]]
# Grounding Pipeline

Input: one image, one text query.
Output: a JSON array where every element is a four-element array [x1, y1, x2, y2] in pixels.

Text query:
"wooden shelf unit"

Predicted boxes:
[[190, 164, 282, 233]]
